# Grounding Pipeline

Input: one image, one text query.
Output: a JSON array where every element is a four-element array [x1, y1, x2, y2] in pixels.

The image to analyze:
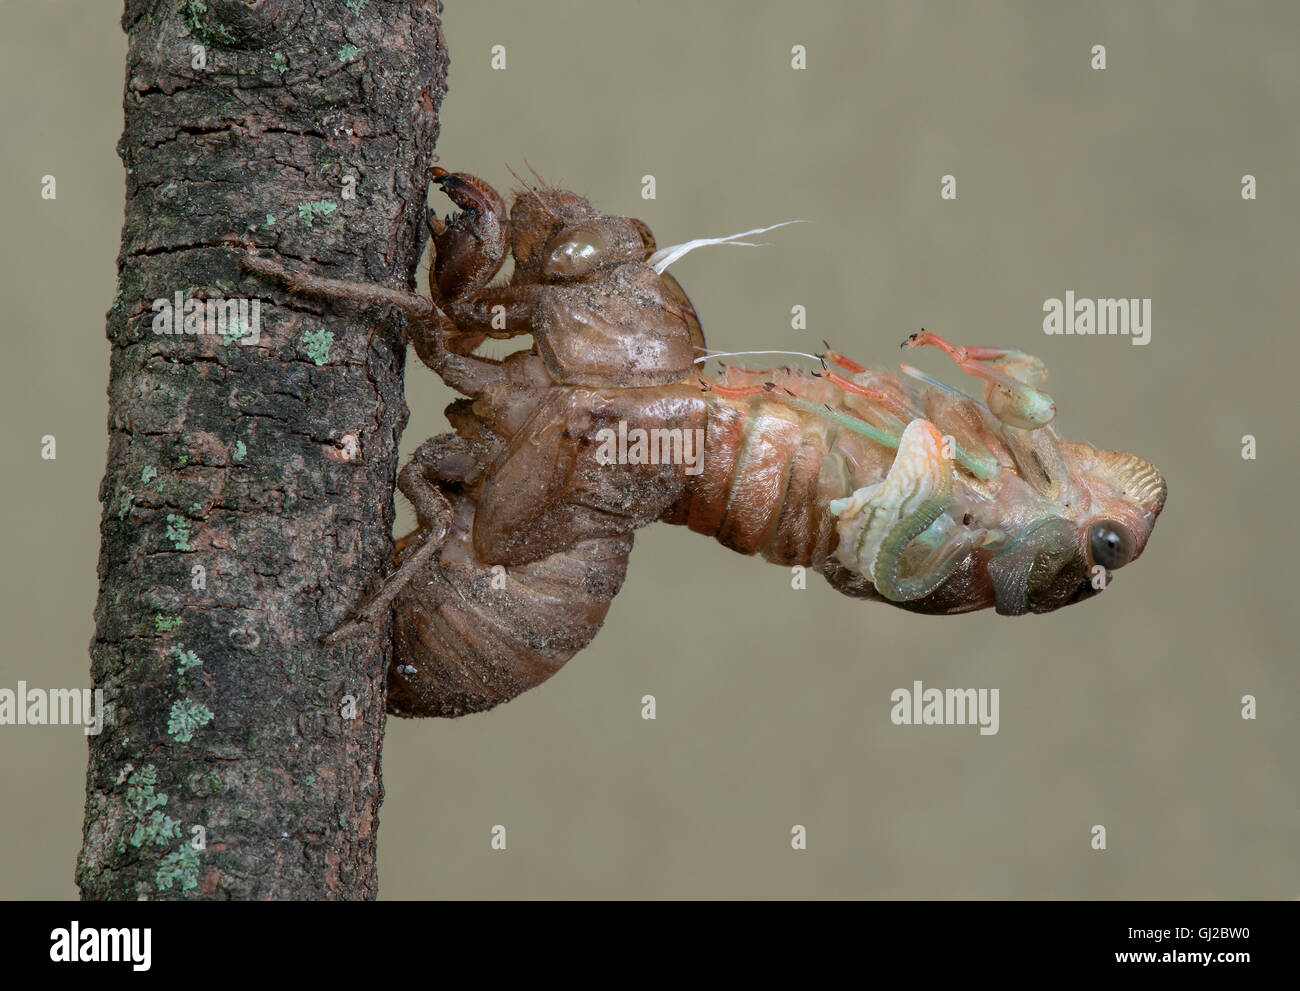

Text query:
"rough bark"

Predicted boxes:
[[78, 0, 446, 900]]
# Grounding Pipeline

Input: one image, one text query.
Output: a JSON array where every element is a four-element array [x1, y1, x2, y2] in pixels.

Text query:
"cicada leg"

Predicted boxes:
[[319, 444, 462, 646], [901, 330, 1074, 501], [820, 346, 867, 374], [242, 253, 436, 323], [902, 329, 1055, 430], [426, 167, 509, 308], [819, 368, 918, 425], [242, 253, 509, 397]]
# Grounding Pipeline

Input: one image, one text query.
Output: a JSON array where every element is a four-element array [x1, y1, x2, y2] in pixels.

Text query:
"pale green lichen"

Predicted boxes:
[[118, 765, 181, 853], [182, 0, 236, 46], [171, 645, 202, 680], [338, 44, 359, 62], [232, 440, 246, 463], [269, 52, 287, 75], [265, 213, 277, 226], [165, 514, 193, 551], [155, 844, 201, 892], [345, 0, 369, 14], [141, 465, 158, 485], [115, 483, 133, 519], [303, 327, 334, 366], [154, 615, 183, 634], [167, 699, 213, 743], [297, 199, 337, 227], [221, 315, 250, 345]]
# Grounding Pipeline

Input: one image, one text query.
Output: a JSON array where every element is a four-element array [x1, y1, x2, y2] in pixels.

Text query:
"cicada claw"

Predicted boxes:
[[427, 167, 510, 304]]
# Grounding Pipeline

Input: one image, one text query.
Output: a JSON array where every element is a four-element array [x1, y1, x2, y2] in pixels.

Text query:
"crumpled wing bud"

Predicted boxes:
[[829, 419, 974, 601]]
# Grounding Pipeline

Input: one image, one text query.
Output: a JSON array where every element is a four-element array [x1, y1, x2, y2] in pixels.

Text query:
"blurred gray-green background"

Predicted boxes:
[[1, 0, 1296, 899]]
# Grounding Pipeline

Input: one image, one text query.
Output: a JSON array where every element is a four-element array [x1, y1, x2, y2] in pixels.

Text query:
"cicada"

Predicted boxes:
[[245, 167, 1166, 716]]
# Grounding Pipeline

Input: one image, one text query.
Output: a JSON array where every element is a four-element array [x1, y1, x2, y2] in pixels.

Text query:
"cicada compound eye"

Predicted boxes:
[[1087, 519, 1135, 570], [543, 223, 612, 281]]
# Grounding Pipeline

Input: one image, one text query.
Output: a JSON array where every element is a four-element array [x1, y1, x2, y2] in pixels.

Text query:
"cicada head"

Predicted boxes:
[[828, 418, 1166, 616], [508, 181, 654, 284], [1037, 441, 1167, 597]]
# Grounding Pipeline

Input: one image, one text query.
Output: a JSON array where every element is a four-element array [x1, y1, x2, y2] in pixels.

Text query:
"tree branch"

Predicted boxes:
[[78, 0, 447, 900]]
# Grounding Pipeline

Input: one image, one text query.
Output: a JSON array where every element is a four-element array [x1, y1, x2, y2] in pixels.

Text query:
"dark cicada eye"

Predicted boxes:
[[1087, 519, 1135, 570]]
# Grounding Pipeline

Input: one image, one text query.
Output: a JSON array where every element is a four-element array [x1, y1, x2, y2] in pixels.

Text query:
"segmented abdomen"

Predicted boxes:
[[389, 493, 632, 717], [663, 367, 901, 569]]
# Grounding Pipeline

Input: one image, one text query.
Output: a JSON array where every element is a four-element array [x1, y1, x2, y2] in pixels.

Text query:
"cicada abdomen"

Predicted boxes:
[[663, 362, 903, 570], [388, 490, 633, 717]]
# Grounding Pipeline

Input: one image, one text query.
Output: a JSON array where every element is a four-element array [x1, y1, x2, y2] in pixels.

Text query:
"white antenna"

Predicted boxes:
[[693, 349, 823, 366]]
